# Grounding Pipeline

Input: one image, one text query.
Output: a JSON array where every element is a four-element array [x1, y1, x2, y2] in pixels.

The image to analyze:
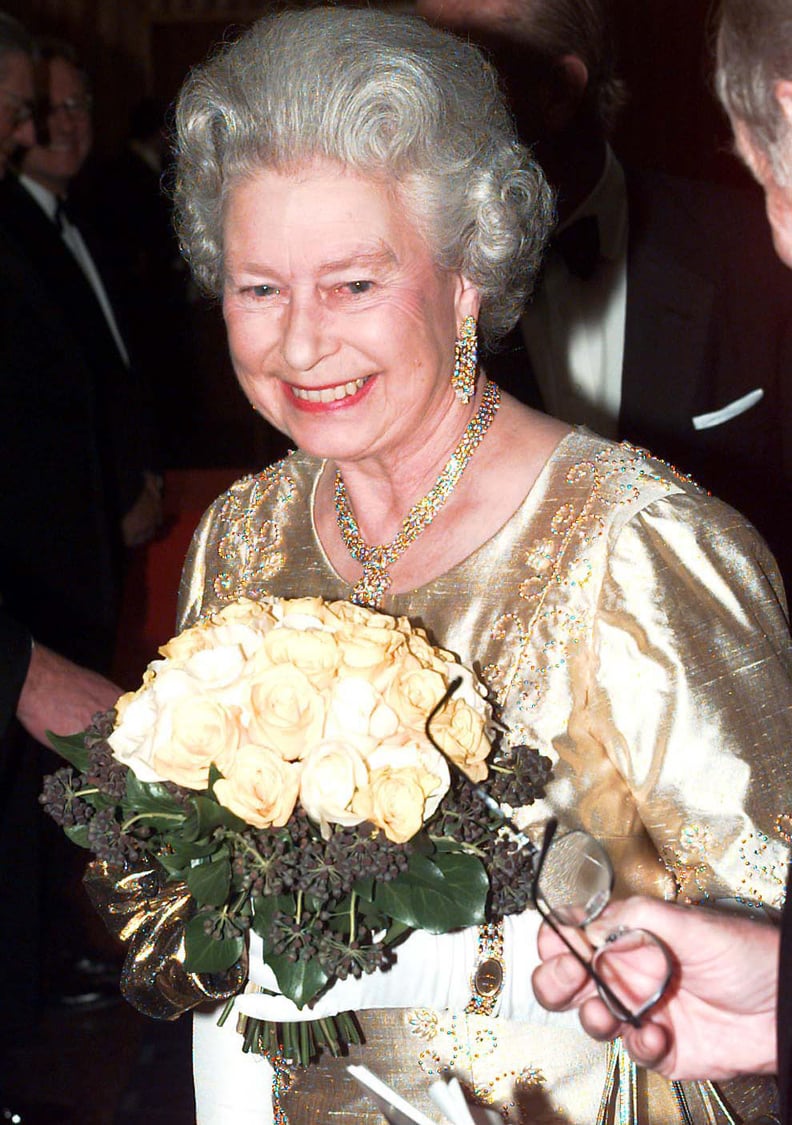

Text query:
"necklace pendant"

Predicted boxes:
[[351, 564, 392, 609]]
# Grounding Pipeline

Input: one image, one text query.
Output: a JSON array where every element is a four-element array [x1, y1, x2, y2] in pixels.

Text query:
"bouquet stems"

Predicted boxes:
[[234, 1009, 363, 1067]]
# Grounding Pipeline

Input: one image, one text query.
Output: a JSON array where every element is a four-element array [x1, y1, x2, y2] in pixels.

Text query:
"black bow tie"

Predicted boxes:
[[551, 214, 601, 280]]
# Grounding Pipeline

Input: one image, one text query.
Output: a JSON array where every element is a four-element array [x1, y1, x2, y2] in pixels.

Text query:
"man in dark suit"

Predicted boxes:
[[0, 31, 163, 1057], [0, 15, 126, 1123], [417, 0, 792, 590]]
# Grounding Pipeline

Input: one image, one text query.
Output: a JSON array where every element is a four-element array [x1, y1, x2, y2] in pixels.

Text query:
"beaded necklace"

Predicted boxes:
[[334, 379, 501, 607]]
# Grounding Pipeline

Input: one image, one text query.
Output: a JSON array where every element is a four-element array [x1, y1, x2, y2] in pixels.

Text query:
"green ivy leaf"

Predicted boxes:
[[156, 850, 189, 877], [183, 796, 246, 844], [251, 894, 297, 946], [382, 918, 412, 945], [47, 731, 89, 772], [185, 855, 231, 907], [183, 915, 243, 973], [124, 772, 186, 818], [264, 951, 328, 1009], [64, 823, 91, 849], [372, 851, 487, 931]]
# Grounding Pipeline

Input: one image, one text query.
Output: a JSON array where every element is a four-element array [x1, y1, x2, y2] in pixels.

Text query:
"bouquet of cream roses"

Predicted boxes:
[[42, 596, 550, 1064]]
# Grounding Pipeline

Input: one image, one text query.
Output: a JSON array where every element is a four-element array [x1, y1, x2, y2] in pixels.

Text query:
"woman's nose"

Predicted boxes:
[[280, 292, 333, 372]]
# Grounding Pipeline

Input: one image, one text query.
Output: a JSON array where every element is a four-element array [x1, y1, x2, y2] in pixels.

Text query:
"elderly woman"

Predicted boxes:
[[155, 7, 792, 1123]]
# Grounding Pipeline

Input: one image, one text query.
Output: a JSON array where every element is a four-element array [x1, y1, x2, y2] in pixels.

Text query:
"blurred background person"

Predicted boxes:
[[74, 95, 196, 468], [0, 29, 160, 1051], [417, 0, 792, 592], [534, 2, 792, 1117], [0, 16, 124, 1123]]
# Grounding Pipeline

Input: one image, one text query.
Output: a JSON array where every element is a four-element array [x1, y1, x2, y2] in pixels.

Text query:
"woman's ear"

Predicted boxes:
[[455, 274, 482, 323]]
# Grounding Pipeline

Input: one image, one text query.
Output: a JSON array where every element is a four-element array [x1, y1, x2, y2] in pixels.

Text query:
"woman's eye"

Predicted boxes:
[[249, 284, 279, 298], [341, 280, 373, 295]]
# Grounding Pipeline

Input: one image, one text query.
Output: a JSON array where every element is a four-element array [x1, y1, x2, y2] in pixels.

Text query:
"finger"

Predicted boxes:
[[577, 995, 624, 1041], [536, 920, 571, 960], [532, 952, 593, 1011], [622, 1020, 671, 1071]]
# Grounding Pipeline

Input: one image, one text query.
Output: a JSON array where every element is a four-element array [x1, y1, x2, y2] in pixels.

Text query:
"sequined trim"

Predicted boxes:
[[207, 461, 295, 608]]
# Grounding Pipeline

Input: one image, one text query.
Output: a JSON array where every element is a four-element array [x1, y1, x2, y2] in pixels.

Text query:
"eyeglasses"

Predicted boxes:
[[45, 95, 93, 119], [425, 677, 673, 1029], [532, 817, 673, 1028], [0, 88, 35, 128]]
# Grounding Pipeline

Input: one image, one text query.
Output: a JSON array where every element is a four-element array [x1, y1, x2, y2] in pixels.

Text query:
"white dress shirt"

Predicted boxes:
[[19, 173, 130, 367], [521, 145, 627, 438]]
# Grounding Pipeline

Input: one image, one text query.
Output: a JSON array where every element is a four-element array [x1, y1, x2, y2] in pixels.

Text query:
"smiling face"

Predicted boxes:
[[21, 55, 92, 195], [222, 160, 480, 468]]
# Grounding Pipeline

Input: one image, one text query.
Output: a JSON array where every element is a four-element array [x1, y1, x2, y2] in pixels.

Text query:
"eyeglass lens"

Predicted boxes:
[[534, 828, 613, 927]]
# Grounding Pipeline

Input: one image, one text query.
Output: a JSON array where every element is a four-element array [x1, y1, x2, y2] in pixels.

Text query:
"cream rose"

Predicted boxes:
[[336, 624, 406, 686], [405, 631, 453, 676], [246, 664, 327, 761], [213, 742, 301, 828], [426, 697, 491, 782], [325, 677, 399, 741], [260, 626, 339, 692], [326, 600, 393, 630], [299, 739, 370, 834], [149, 696, 242, 789], [384, 664, 447, 732], [359, 739, 450, 844], [213, 598, 279, 630], [157, 621, 212, 663], [273, 596, 334, 629]]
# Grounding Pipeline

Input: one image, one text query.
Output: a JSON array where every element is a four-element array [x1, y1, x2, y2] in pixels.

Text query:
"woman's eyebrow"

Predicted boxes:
[[319, 247, 398, 274]]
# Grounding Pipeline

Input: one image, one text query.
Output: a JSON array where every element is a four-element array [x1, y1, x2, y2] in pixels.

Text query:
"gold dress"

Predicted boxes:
[[172, 432, 790, 1122]]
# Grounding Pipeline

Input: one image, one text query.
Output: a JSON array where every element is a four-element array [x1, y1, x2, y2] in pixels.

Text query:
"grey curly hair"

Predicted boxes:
[[173, 5, 554, 345], [716, 0, 792, 186]]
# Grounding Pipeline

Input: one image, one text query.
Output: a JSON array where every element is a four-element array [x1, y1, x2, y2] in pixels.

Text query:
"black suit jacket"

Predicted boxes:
[[0, 174, 146, 670], [488, 169, 792, 590]]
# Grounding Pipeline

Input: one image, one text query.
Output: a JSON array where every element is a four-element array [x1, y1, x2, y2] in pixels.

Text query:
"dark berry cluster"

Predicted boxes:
[[40, 708, 176, 868], [40, 767, 93, 829], [431, 742, 552, 919], [486, 743, 553, 808]]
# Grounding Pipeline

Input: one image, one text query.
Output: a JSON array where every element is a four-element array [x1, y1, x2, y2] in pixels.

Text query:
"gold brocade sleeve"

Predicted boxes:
[[589, 490, 792, 907], [82, 861, 247, 1020]]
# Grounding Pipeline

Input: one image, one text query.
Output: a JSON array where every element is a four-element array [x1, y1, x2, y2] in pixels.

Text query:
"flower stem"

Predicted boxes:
[[348, 890, 357, 944]]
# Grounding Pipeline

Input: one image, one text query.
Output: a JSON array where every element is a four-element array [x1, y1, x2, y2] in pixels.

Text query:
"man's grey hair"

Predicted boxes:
[[716, 0, 792, 185], [505, 0, 627, 132], [0, 11, 32, 76], [418, 0, 627, 134], [173, 6, 554, 345]]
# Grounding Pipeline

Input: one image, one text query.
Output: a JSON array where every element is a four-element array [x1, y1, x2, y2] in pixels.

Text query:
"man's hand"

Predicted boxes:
[[532, 895, 779, 1081], [16, 642, 121, 745]]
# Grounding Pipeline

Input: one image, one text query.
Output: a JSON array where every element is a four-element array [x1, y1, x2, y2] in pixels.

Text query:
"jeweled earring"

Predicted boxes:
[[452, 315, 478, 404]]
